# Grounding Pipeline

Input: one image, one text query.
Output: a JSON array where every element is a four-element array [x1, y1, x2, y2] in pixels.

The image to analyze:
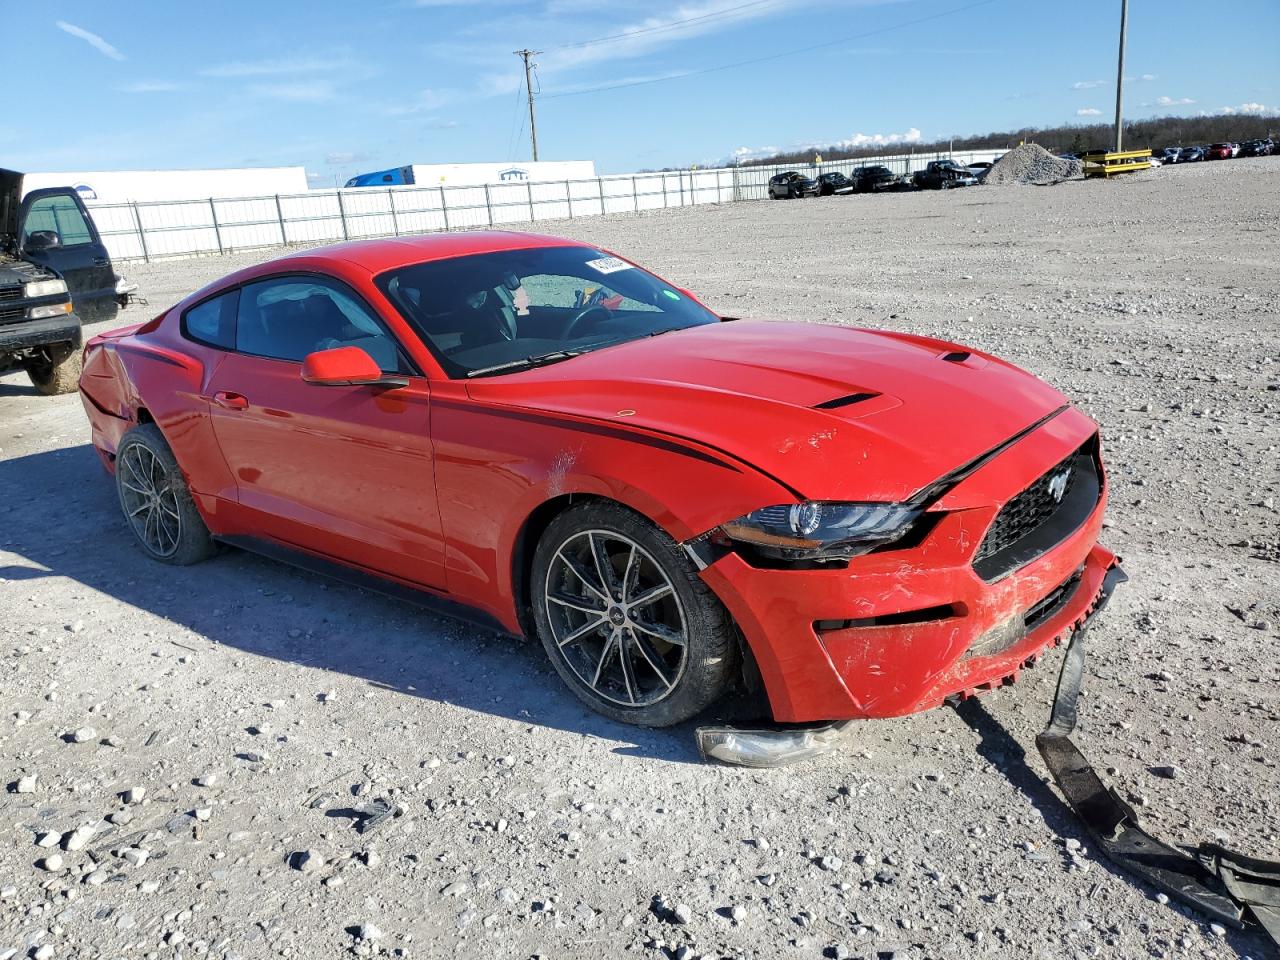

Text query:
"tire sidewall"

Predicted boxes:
[[115, 424, 216, 566], [530, 501, 734, 727]]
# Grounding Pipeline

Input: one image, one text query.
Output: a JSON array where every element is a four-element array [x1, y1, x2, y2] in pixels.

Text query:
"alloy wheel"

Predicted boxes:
[[118, 442, 183, 558], [543, 530, 689, 707]]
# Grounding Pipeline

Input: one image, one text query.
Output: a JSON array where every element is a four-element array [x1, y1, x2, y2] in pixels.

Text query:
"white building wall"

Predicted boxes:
[[21, 167, 308, 203]]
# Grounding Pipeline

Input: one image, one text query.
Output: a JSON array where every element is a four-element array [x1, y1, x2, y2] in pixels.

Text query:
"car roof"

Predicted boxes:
[[254, 230, 593, 276]]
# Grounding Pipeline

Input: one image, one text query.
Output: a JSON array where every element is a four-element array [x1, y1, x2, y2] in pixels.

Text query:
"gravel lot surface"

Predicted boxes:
[[2, 158, 1277, 960]]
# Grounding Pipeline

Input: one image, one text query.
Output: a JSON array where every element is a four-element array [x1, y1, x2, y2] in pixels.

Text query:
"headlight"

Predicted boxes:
[[27, 302, 74, 320], [24, 278, 68, 299], [717, 501, 922, 560]]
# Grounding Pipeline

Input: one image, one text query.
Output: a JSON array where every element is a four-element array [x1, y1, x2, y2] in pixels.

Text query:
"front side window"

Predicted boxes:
[[22, 194, 93, 248], [235, 276, 407, 373], [377, 246, 719, 378]]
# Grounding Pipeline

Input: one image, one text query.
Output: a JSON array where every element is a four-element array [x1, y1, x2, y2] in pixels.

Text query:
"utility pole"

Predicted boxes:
[[514, 49, 541, 161], [1114, 0, 1128, 152]]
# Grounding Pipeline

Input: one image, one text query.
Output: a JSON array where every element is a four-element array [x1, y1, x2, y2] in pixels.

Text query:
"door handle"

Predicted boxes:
[[93, 256, 110, 265], [212, 391, 248, 410]]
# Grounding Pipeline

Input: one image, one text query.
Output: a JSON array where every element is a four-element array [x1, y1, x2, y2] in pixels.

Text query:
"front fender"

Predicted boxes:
[[428, 388, 793, 632]]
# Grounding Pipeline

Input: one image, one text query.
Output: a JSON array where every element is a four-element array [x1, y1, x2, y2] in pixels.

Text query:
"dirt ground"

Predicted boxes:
[[2, 158, 1277, 960]]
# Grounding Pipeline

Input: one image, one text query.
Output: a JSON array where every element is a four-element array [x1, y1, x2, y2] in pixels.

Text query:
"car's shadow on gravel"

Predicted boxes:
[[0, 444, 719, 765]]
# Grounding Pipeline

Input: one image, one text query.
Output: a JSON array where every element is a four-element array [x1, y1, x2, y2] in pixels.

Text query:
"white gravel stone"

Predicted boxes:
[[40, 854, 64, 872], [70, 727, 96, 743], [15, 774, 36, 793], [122, 786, 145, 804]]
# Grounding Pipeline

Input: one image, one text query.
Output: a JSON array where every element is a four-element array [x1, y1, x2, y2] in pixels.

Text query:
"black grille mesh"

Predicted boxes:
[[975, 454, 1079, 565], [0, 285, 22, 303]]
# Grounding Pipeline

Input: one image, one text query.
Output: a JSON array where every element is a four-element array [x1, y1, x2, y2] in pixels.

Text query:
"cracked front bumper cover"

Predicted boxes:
[[1037, 564, 1280, 948]]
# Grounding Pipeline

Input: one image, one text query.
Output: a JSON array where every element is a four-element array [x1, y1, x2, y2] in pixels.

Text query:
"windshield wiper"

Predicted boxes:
[[466, 350, 583, 378]]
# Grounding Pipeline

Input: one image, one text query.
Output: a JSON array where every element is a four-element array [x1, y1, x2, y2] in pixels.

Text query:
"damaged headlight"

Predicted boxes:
[[716, 502, 921, 560], [23, 278, 68, 299]]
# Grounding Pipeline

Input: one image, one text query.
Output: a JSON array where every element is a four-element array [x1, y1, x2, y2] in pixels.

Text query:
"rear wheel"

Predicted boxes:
[[25, 346, 82, 396], [531, 501, 735, 726], [115, 424, 216, 565]]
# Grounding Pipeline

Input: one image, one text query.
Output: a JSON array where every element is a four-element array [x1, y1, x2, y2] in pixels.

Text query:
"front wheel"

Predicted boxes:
[[115, 424, 217, 565], [531, 502, 736, 727], [25, 346, 82, 396]]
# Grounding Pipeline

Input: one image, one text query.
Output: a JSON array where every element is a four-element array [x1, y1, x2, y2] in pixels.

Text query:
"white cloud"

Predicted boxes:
[[1155, 95, 1195, 106], [325, 151, 373, 165], [55, 20, 125, 61], [202, 56, 357, 78], [1140, 73, 1157, 81], [1076, 108, 1102, 117], [381, 88, 454, 115], [1217, 102, 1274, 115], [249, 81, 337, 103], [117, 80, 184, 93], [827, 127, 922, 150], [1072, 79, 1105, 90], [731, 145, 780, 163]]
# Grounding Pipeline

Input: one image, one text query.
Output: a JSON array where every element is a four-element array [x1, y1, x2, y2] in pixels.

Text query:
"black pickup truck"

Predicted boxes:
[[1, 169, 128, 394], [911, 159, 980, 190]]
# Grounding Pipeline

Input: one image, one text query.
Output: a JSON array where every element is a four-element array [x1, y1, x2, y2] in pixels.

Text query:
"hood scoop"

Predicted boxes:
[[813, 391, 878, 410]]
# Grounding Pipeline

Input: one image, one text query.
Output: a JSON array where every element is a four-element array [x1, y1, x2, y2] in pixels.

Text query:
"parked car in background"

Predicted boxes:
[[1205, 143, 1234, 161], [1228, 142, 1241, 158], [78, 231, 1119, 730], [767, 172, 819, 199], [1179, 146, 1205, 162], [1239, 139, 1272, 157], [964, 160, 996, 178], [851, 165, 897, 193], [1, 168, 131, 394], [815, 172, 855, 196], [1158, 147, 1183, 164], [912, 160, 979, 190]]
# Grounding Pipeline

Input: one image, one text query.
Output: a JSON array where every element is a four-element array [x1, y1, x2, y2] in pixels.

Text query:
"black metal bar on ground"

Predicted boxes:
[[1037, 564, 1280, 949]]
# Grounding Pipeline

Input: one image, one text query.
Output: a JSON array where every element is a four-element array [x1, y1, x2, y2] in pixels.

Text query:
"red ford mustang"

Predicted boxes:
[[79, 232, 1117, 729]]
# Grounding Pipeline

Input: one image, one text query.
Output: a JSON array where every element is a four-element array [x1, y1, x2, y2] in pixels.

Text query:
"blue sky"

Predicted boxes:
[[5, 0, 1278, 181]]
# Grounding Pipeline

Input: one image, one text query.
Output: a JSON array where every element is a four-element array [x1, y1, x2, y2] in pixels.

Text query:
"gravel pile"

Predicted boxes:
[[983, 142, 1083, 185]]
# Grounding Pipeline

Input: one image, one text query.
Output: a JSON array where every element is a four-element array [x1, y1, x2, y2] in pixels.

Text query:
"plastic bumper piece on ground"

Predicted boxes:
[[695, 720, 852, 768], [1037, 564, 1280, 949]]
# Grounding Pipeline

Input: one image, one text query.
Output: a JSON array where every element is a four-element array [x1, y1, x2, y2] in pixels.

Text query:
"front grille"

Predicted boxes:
[[973, 439, 1101, 582], [0, 305, 24, 325], [0, 285, 22, 303]]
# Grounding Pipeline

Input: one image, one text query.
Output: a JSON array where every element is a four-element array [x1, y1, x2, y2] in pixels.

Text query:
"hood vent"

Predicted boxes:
[[941, 350, 972, 364], [813, 391, 878, 410]]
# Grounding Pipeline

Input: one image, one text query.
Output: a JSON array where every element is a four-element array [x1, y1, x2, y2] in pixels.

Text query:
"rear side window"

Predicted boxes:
[[22, 194, 94, 248], [182, 290, 238, 349]]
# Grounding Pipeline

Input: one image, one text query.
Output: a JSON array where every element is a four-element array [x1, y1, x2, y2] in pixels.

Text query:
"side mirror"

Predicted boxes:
[[301, 346, 407, 388], [24, 230, 60, 252]]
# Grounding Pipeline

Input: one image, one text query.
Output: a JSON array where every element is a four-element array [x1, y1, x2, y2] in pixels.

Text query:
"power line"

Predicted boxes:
[[542, 0, 1002, 100], [551, 0, 781, 51]]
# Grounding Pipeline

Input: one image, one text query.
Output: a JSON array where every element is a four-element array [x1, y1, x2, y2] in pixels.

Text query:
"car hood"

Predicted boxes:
[[465, 320, 1071, 504]]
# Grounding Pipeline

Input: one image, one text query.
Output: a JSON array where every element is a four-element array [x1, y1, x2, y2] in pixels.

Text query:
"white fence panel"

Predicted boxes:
[[86, 152, 1008, 263]]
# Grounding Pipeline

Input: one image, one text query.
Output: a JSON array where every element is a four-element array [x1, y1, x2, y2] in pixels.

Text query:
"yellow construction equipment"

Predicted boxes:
[[1082, 148, 1152, 178]]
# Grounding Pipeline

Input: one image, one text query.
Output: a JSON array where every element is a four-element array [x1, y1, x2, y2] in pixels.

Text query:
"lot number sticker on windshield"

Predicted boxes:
[[585, 256, 632, 275]]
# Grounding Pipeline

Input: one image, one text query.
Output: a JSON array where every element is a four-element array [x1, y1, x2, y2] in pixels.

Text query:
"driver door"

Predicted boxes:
[[205, 273, 446, 589], [19, 188, 117, 323]]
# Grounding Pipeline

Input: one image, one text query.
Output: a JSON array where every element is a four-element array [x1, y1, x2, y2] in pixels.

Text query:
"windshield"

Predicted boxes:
[[375, 245, 719, 378]]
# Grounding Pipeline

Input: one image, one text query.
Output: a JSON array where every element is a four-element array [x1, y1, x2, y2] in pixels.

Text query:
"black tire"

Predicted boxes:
[[531, 501, 736, 727], [25, 346, 82, 396], [114, 424, 217, 565]]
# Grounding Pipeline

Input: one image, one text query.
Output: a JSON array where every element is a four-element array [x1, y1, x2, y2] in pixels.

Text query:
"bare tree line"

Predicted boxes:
[[736, 114, 1280, 167]]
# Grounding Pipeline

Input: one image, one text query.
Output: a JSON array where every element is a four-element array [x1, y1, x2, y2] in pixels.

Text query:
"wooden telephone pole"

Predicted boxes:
[[514, 49, 541, 161], [1114, 0, 1128, 152]]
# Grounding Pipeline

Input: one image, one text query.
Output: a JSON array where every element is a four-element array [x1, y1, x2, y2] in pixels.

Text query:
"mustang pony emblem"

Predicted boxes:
[[1048, 468, 1073, 503]]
